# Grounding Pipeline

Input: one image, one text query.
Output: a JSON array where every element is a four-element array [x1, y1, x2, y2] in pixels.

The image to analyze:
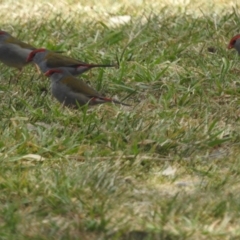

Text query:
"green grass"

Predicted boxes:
[[1, 0, 240, 239]]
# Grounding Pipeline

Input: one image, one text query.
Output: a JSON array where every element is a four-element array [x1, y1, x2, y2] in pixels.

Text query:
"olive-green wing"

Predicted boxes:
[[6, 36, 35, 50], [46, 52, 86, 68], [61, 76, 101, 97]]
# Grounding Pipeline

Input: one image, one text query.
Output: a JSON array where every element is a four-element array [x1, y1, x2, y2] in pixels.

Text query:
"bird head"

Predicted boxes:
[[0, 30, 10, 41], [228, 34, 240, 49], [26, 48, 46, 62], [0, 31, 7, 35], [45, 68, 63, 77]]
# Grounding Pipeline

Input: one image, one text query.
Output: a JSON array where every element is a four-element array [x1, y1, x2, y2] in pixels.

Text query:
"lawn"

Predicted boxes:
[[1, 0, 240, 239]]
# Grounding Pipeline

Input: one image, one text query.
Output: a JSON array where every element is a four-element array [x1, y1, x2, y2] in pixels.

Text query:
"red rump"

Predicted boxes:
[[91, 97, 112, 103], [45, 69, 63, 76]]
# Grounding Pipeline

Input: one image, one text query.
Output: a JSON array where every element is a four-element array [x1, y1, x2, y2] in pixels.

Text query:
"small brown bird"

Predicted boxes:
[[44, 68, 130, 108], [27, 48, 117, 75], [0, 30, 36, 72]]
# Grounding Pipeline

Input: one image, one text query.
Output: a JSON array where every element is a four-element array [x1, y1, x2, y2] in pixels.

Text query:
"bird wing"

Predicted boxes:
[[61, 76, 102, 97], [46, 52, 86, 68], [6, 36, 35, 50]]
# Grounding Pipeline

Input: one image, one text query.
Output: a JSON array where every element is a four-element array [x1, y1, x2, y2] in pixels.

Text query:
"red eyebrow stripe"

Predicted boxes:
[[228, 34, 240, 48]]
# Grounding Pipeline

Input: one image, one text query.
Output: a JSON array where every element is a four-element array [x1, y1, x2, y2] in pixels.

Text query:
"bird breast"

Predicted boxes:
[[0, 42, 32, 68]]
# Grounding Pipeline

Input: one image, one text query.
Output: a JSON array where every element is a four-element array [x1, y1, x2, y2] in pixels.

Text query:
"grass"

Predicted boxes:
[[1, 0, 240, 239]]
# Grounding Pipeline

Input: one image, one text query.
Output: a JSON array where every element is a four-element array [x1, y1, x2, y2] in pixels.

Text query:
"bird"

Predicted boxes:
[[27, 48, 117, 75], [44, 68, 130, 108], [228, 34, 240, 54], [0, 30, 36, 72]]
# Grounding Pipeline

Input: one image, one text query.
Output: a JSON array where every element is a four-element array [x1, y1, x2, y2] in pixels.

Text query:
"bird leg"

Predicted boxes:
[[34, 63, 41, 74]]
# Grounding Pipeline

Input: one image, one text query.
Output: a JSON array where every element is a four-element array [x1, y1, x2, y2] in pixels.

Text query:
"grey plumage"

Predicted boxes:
[[45, 68, 130, 108], [0, 30, 35, 70], [27, 48, 117, 75]]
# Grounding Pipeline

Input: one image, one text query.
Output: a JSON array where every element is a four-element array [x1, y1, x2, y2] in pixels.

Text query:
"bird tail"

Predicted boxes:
[[90, 97, 130, 106], [77, 63, 118, 69]]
